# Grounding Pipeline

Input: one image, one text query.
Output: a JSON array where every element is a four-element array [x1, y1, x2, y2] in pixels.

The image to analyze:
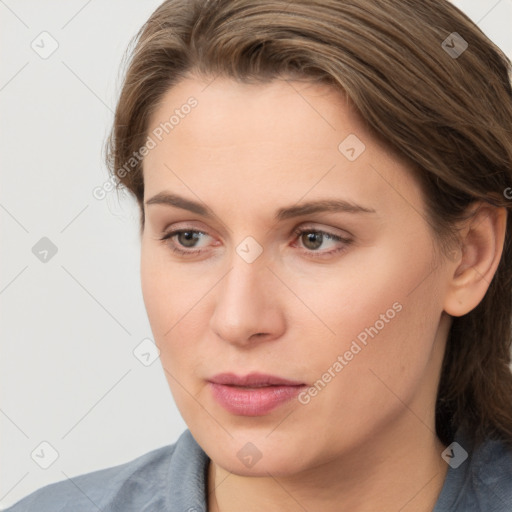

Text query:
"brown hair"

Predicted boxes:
[[104, 0, 512, 449]]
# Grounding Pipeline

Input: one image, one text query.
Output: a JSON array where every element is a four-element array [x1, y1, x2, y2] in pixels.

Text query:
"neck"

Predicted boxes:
[[207, 420, 449, 512]]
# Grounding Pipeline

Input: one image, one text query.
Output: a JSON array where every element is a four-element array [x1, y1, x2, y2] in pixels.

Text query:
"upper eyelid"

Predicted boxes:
[[161, 228, 210, 240], [162, 225, 347, 238]]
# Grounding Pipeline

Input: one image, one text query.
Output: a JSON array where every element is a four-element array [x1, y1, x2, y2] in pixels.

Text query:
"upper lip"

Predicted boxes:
[[208, 372, 305, 387]]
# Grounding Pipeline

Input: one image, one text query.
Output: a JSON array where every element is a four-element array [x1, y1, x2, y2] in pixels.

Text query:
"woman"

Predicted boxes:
[[6, 0, 512, 510]]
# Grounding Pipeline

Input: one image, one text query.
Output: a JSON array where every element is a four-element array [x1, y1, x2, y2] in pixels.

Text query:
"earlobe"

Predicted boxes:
[[443, 203, 507, 317]]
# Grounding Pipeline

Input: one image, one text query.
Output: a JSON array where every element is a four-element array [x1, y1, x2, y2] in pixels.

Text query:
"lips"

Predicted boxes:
[[207, 372, 307, 416], [208, 372, 305, 387]]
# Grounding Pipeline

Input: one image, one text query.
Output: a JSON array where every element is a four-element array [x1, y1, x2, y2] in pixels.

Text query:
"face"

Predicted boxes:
[[140, 76, 452, 476]]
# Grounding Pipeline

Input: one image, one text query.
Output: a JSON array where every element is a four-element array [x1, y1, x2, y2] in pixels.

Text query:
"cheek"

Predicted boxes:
[[294, 239, 443, 394], [285, 244, 423, 345], [297, 294, 443, 452], [140, 242, 212, 376], [140, 245, 171, 336], [140, 240, 200, 335]]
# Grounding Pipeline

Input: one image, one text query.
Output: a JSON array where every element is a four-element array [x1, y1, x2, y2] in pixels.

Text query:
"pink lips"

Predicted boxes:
[[208, 372, 306, 416]]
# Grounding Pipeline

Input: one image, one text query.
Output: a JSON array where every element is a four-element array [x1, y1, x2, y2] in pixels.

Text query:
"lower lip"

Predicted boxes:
[[208, 382, 306, 416]]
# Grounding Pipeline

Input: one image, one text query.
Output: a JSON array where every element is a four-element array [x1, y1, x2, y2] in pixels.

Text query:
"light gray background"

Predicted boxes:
[[1, 0, 511, 508]]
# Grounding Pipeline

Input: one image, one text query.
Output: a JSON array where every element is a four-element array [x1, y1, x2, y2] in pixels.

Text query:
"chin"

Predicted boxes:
[[221, 453, 305, 478], [206, 434, 313, 477]]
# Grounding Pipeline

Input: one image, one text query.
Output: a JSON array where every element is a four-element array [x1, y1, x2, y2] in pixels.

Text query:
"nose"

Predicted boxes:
[[209, 254, 286, 347]]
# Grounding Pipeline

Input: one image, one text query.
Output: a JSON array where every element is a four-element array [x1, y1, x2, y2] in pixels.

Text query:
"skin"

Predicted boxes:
[[140, 76, 507, 512]]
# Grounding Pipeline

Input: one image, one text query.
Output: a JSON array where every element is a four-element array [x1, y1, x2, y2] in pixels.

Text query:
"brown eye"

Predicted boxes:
[[159, 229, 212, 256], [292, 227, 353, 259], [301, 231, 324, 250], [176, 231, 202, 248]]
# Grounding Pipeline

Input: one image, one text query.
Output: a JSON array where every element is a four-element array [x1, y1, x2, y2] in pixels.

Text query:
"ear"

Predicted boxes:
[[443, 202, 507, 317]]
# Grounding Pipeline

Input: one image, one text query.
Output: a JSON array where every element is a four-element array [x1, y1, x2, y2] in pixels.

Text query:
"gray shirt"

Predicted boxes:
[[4, 428, 512, 511]]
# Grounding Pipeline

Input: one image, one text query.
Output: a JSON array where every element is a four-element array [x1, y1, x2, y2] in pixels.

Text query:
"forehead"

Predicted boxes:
[[143, 77, 423, 220], [146, 76, 367, 151]]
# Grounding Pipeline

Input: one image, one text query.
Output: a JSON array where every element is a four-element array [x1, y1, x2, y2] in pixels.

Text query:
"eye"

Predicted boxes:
[[292, 227, 352, 258], [159, 226, 352, 259], [159, 229, 213, 255]]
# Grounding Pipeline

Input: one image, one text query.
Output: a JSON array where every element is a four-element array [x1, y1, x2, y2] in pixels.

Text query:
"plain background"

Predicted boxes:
[[1, 0, 511, 508]]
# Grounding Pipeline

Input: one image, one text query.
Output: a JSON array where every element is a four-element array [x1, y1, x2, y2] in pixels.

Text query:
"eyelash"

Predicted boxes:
[[159, 227, 352, 259]]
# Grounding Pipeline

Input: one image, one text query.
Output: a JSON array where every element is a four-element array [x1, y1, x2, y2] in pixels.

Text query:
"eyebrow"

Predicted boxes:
[[145, 192, 377, 221]]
